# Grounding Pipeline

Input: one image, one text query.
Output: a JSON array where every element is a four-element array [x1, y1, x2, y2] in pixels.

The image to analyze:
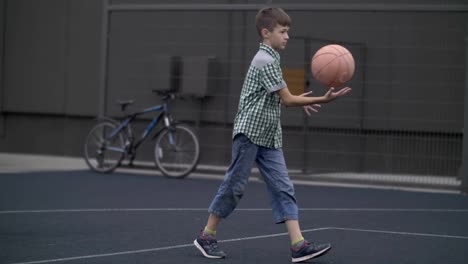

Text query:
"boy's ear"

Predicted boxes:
[[261, 28, 270, 39]]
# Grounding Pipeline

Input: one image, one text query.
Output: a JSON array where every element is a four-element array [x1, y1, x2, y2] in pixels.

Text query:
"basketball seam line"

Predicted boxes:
[[314, 52, 350, 83]]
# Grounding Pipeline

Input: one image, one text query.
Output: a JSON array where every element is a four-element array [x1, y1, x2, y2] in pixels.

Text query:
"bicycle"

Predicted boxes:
[[84, 90, 200, 178]]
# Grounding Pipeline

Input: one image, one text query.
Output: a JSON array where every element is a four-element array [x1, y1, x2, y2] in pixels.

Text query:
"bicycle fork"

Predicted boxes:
[[164, 115, 176, 145]]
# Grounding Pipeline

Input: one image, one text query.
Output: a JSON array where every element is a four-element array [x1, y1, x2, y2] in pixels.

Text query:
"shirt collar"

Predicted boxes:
[[259, 43, 280, 62]]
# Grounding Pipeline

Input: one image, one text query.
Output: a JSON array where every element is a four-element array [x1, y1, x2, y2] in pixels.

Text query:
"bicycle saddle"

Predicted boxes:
[[116, 100, 134, 111]]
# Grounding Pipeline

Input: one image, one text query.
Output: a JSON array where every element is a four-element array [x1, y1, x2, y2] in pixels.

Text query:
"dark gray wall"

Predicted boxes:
[[0, 0, 102, 157], [0, 0, 466, 176], [2, 0, 101, 115], [4, 0, 67, 114]]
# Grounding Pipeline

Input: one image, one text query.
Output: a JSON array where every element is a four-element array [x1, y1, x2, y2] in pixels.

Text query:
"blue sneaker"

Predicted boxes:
[[291, 241, 331, 263], [194, 233, 227, 259]]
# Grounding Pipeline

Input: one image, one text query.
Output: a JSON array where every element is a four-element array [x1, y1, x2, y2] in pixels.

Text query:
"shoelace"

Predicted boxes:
[[201, 235, 221, 252], [208, 241, 220, 251], [292, 240, 311, 252]]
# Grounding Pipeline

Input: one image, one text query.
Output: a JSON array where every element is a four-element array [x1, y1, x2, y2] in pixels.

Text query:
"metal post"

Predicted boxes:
[[108, 4, 468, 12], [302, 38, 311, 174], [98, 0, 109, 118], [0, 0, 6, 112], [461, 25, 468, 194], [0, 0, 6, 138]]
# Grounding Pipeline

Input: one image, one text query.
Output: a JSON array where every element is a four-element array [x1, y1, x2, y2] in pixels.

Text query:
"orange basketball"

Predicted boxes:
[[311, 44, 355, 88]]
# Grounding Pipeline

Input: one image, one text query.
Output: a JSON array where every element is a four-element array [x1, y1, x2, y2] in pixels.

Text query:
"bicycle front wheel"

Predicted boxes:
[[154, 124, 200, 178], [84, 121, 126, 173]]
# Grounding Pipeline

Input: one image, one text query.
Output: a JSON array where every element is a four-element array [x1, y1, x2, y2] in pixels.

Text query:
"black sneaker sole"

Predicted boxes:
[[193, 239, 226, 259], [291, 245, 331, 263]]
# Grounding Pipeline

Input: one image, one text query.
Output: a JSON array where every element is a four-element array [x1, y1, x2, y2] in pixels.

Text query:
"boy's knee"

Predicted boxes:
[[232, 184, 245, 202]]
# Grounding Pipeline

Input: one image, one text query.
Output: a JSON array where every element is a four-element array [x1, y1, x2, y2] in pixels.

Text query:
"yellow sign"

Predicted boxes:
[[282, 68, 305, 95]]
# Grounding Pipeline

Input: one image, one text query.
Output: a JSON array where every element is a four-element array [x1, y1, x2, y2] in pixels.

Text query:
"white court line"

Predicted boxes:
[[300, 208, 468, 212], [1, 208, 468, 214], [331, 227, 468, 240], [6, 227, 330, 264], [7, 226, 468, 264], [105, 167, 463, 194], [6, 243, 194, 264]]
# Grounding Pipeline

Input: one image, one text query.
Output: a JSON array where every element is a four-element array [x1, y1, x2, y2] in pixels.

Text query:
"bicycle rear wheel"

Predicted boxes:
[[154, 124, 200, 178], [84, 121, 126, 173]]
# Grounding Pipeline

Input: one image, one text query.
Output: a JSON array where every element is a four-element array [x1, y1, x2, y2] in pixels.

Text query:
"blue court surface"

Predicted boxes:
[[1, 169, 468, 264]]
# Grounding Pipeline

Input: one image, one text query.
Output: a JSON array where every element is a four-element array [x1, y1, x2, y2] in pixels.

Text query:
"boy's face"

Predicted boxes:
[[262, 24, 290, 50]]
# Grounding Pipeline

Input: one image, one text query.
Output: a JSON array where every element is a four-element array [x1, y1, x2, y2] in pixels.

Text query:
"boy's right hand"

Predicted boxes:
[[300, 91, 321, 116]]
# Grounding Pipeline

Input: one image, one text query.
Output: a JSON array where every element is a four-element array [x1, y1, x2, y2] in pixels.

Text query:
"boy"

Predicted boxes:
[[194, 7, 352, 263]]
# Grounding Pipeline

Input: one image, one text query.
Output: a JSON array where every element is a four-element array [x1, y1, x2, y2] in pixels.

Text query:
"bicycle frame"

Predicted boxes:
[[85, 91, 199, 177], [107, 96, 174, 154]]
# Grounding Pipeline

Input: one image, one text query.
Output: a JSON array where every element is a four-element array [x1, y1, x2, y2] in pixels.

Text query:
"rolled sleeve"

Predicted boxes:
[[261, 63, 286, 93]]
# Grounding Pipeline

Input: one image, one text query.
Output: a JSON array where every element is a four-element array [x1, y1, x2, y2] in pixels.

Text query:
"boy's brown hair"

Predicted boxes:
[[255, 7, 291, 36]]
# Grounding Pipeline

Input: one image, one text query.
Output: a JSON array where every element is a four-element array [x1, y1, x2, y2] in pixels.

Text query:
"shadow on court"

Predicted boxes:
[[1, 170, 467, 264]]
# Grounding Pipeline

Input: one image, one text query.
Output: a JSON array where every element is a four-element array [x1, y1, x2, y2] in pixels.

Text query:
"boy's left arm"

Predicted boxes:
[[278, 85, 352, 107], [280, 90, 322, 116], [280, 91, 322, 116]]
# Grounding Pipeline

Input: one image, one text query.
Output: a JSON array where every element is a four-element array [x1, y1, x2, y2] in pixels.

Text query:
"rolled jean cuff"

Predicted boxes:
[[275, 214, 299, 224], [207, 209, 227, 219]]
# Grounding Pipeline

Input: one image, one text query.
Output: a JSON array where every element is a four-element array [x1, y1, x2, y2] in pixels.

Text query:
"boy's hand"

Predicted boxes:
[[300, 91, 321, 116], [323, 87, 352, 102]]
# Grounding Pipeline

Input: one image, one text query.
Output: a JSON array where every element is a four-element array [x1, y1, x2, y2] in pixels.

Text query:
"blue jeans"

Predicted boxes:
[[208, 134, 298, 224]]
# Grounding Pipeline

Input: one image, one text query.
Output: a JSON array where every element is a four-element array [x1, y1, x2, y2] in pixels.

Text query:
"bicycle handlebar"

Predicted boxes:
[[152, 90, 177, 100]]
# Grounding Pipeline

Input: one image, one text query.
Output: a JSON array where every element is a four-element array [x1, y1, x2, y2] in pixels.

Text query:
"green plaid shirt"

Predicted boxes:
[[233, 43, 286, 149]]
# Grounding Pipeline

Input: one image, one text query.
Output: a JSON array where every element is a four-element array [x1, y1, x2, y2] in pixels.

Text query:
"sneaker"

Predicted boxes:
[[291, 241, 331, 263], [194, 233, 227, 259]]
